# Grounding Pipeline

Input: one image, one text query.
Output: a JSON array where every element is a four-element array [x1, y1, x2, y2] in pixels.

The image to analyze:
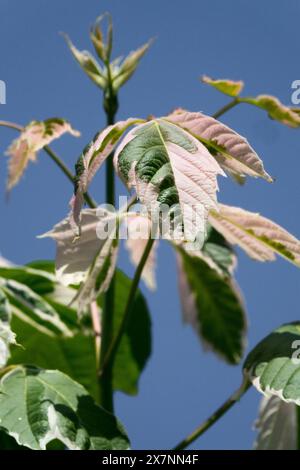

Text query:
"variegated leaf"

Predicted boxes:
[[201, 75, 244, 97], [124, 213, 157, 290], [113, 39, 153, 90], [64, 34, 107, 89], [209, 204, 300, 266], [241, 95, 300, 128], [71, 118, 141, 235], [176, 247, 246, 364], [167, 109, 272, 182], [114, 119, 224, 245], [0, 288, 16, 368], [254, 395, 299, 450], [42, 208, 119, 315], [0, 278, 72, 337], [6, 118, 80, 191]]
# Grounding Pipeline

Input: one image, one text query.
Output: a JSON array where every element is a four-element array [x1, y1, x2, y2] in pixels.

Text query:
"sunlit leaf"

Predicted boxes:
[[71, 119, 141, 234], [0, 366, 129, 450], [64, 34, 107, 88], [114, 119, 224, 245], [167, 109, 272, 182], [241, 95, 300, 128], [113, 39, 153, 90], [209, 203, 300, 267], [244, 322, 300, 405], [201, 75, 244, 97], [6, 118, 80, 191]]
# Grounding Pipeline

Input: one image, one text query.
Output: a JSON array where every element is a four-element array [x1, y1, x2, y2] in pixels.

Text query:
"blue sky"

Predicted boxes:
[[1, 0, 300, 449]]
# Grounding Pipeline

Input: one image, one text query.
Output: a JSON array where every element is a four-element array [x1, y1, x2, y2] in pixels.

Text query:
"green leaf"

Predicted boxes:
[[240, 95, 300, 128], [254, 395, 300, 449], [244, 323, 300, 404], [8, 315, 99, 399], [6, 263, 151, 397], [201, 75, 244, 97], [111, 271, 152, 394], [0, 366, 129, 450], [0, 278, 73, 337], [0, 288, 16, 368], [176, 247, 247, 364], [202, 225, 236, 276]]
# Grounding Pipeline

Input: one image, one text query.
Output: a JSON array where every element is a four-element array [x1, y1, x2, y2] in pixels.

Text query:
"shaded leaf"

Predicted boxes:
[[109, 270, 152, 395], [201, 75, 244, 97], [0, 366, 129, 450], [6, 119, 79, 191], [115, 119, 224, 244], [167, 109, 272, 182], [209, 203, 300, 267], [254, 395, 299, 450], [176, 247, 247, 364]]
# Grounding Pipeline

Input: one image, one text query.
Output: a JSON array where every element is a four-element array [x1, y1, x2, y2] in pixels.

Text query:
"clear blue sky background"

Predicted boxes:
[[1, 0, 300, 450]]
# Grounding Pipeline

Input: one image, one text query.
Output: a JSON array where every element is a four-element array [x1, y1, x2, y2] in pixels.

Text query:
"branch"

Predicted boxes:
[[212, 98, 240, 119], [172, 380, 251, 450]]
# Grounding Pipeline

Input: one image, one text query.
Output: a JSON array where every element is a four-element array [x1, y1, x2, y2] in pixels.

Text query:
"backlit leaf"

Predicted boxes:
[[114, 119, 224, 245], [167, 109, 272, 182], [6, 118, 79, 191], [241, 95, 300, 128], [209, 204, 300, 267], [201, 75, 244, 97]]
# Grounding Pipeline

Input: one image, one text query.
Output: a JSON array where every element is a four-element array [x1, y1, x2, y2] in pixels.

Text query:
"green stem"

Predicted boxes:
[[212, 98, 240, 119], [98, 63, 119, 413], [100, 235, 155, 375], [0, 120, 96, 209], [172, 380, 251, 450]]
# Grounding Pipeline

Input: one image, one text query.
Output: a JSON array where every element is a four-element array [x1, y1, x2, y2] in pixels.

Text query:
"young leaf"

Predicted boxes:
[[64, 34, 107, 89], [0, 288, 16, 368], [167, 109, 272, 182], [0, 366, 129, 450], [124, 213, 157, 290], [113, 39, 153, 91], [209, 203, 300, 267], [254, 395, 299, 450], [114, 119, 224, 244], [240, 95, 300, 128], [201, 75, 244, 97], [71, 118, 141, 234], [243, 322, 300, 405], [176, 247, 247, 364], [6, 118, 80, 191]]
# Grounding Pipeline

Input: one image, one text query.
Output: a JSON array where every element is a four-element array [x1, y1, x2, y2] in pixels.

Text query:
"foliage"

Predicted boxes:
[[1, 13, 300, 451]]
